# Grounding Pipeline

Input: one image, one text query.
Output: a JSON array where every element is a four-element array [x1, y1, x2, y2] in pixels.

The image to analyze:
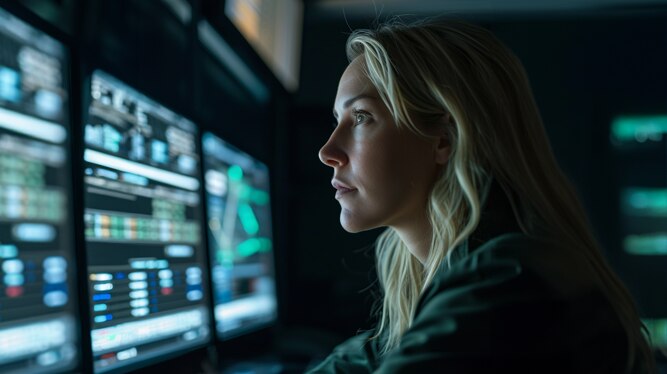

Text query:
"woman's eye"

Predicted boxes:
[[353, 111, 370, 125]]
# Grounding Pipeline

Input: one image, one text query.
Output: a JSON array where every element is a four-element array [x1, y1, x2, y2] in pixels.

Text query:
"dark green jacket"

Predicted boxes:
[[308, 181, 644, 373]]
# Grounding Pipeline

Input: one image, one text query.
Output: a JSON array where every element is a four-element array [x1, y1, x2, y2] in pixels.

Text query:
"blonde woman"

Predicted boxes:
[[311, 18, 655, 373]]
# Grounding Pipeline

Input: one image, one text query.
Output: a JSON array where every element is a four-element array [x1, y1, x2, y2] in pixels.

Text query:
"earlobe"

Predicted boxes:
[[434, 139, 450, 165], [433, 113, 453, 165]]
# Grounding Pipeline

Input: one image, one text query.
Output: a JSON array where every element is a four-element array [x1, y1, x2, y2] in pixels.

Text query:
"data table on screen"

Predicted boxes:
[[83, 71, 210, 373]]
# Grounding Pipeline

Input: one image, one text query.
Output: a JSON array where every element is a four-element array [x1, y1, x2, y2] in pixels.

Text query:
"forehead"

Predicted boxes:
[[339, 57, 369, 86], [334, 57, 378, 106]]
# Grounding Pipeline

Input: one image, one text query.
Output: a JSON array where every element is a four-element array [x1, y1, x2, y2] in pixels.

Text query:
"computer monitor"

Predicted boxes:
[[83, 70, 210, 373], [202, 132, 277, 340], [0, 5, 79, 373]]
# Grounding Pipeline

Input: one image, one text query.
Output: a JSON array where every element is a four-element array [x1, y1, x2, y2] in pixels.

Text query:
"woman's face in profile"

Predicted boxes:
[[319, 56, 440, 233]]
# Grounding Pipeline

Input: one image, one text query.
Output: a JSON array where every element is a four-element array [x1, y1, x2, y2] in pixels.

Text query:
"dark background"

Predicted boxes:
[[6, 0, 667, 370]]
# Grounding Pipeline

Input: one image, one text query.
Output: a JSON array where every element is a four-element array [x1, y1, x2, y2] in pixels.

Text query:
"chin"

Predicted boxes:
[[341, 224, 364, 233], [339, 210, 377, 233]]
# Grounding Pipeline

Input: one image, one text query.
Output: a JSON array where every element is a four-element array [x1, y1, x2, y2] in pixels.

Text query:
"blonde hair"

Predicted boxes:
[[346, 18, 655, 372]]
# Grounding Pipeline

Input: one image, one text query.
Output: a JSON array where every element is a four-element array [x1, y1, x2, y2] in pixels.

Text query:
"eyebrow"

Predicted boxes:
[[332, 94, 378, 119]]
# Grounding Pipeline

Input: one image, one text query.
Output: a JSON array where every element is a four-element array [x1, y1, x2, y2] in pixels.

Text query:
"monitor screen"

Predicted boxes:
[[202, 132, 277, 339], [0, 6, 79, 374], [83, 71, 210, 373]]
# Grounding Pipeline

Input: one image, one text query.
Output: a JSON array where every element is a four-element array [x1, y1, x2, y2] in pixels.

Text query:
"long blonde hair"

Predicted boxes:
[[346, 18, 654, 372]]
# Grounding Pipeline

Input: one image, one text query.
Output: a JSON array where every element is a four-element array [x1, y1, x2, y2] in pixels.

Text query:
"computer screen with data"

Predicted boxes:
[[202, 132, 277, 339], [83, 70, 210, 373], [0, 6, 79, 374]]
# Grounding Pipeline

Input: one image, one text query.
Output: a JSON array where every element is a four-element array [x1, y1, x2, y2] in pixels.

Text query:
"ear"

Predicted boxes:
[[433, 113, 453, 165]]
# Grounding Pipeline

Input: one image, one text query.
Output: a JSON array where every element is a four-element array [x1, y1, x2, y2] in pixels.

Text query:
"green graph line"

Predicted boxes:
[[228, 165, 243, 181], [249, 190, 269, 205], [236, 237, 272, 258], [238, 203, 259, 235]]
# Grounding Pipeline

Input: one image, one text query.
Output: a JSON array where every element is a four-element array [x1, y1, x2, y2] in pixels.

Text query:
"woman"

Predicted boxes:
[[312, 18, 655, 373]]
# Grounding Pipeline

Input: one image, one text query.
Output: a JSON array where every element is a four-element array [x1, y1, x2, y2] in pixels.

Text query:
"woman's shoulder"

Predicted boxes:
[[418, 232, 622, 349], [441, 232, 598, 299], [388, 233, 629, 372]]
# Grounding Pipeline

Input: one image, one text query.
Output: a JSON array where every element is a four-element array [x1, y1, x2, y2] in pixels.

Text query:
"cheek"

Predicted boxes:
[[351, 127, 436, 199], [355, 141, 423, 202], [383, 137, 437, 197], [353, 140, 397, 188]]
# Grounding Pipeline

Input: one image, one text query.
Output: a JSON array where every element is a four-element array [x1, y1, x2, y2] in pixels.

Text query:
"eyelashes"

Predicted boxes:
[[352, 109, 371, 126], [331, 108, 373, 128]]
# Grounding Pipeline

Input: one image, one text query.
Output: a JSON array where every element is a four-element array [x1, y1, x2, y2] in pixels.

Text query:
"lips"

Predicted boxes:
[[332, 179, 357, 199]]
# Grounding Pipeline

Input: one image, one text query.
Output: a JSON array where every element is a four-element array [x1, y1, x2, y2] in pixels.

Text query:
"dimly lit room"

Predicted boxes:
[[0, 0, 666, 373]]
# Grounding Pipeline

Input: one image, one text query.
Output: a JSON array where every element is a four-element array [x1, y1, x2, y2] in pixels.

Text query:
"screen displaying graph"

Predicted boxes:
[[83, 71, 210, 373], [203, 132, 277, 339], [0, 6, 79, 374]]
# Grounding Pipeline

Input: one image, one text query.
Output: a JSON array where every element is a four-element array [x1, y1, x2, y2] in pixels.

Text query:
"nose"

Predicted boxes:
[[318, 131, 348, 168]]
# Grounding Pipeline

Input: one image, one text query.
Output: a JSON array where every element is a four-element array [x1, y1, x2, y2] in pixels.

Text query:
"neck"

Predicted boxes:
[[393, 214, 432, 264]]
